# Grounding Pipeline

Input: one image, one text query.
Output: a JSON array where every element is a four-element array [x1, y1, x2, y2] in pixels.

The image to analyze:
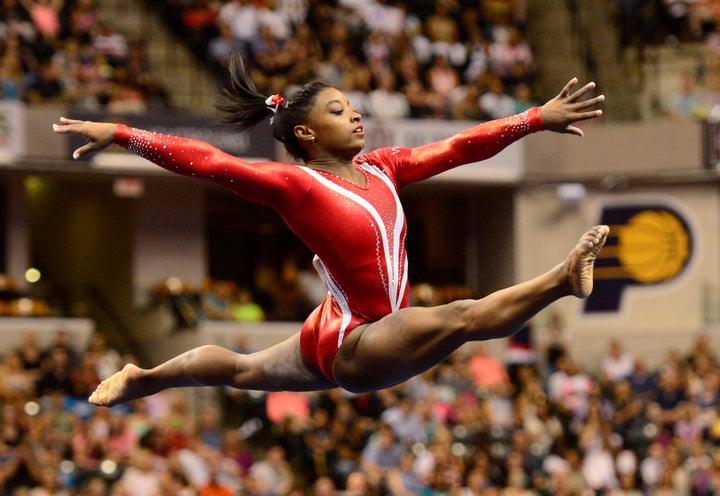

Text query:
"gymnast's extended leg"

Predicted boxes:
[[332, 225, 609, 393], [89, 333, 335, 406]]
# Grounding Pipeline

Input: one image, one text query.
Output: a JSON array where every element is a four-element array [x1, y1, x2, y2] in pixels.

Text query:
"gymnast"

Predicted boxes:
[[52, 53, 608, 405]]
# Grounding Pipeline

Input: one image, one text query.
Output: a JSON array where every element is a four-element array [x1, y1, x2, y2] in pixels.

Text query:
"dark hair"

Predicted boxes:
[[216, 52, 329, 162]]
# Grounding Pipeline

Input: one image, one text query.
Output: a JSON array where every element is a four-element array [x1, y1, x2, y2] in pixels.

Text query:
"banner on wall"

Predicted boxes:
[[0, 104, 525, 181], [362, 118, 525, 183], [0, 101, 26, 162], [705, 120, 720, 169], [66, 116, 527, 182], [66, 110, 276, 172]]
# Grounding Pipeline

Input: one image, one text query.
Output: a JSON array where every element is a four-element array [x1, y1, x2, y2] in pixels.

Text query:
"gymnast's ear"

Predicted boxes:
[[294, 124, 315, 144]]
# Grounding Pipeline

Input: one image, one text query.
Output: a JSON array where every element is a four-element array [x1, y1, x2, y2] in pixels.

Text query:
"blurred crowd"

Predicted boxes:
[[615, 0, 720, 51], [139, 0, 537, 121], [0, 0, 168, 111], [0, 317, 720, 495], [4, 0, 720, 121]]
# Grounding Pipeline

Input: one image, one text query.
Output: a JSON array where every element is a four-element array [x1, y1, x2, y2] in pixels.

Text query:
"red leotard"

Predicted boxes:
[[113, 107, 543, 384]]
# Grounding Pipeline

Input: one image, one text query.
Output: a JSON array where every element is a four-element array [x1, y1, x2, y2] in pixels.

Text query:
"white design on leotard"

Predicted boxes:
[[299, 165, 407, 346]]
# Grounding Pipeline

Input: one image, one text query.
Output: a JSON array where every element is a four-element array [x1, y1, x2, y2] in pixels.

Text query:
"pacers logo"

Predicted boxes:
[[585, 205, 693, 313]]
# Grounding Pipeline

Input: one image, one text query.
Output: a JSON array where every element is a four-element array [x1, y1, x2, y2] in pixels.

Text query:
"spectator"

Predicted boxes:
[[35, 346, 74, 395], [217, 0, 258, 51], [197, 405, 224, 451], [338, 68, 372, 120], [43, 330, 80, 367], [23, 59, 65, 103], [221, 428, 255, 478], [0, 351, 37, 399], [360, 424, 403, 488], [521, 396, 564, 457], [450, 83, 488, 121], [275, 0, 308, 26], [547, 355, 594, 421], [511, 81, 539, 114], [479, 76, 515, 119], [19, 0, 63, 42], [0, 48, 26, 99], [312, 476, 336, 496], [356, 0, 405, 36], [117, 447, 163, 496], [0, 0, 37, 43], [84, 331, 122, 381], [368, 70, 410, 120], [380, 394, 427, 445], [344, 470, 374, 496], [665, 72, 704, 120], [208, 21, 246, 69], [386, 451, 425, 495], [182, 0, 219, 46], [265, 390, 310, 425], [304, 408, 334, 478], [538, 311, 571, 375], [640, 441, 667, 492], [77, 476, 109, 496], [487, 26, 534, 87], [424, 0, 466, 66], [256, 0, 292, 41], [650, 367, 687, 426], [673, 402, 704, 449], [232, 287, 266, 322], [426, 54, 460, 114], [248, 445, 294, 496], [468, 344, 510, 392], [65, 0, 96, 43], [106, 67, 148, 114], [601, 339, 636, 384], [581, 435, 619, 493], [199, 464, 234, 496], [629, 357, 657, 397], [91, 22, 128, 68]]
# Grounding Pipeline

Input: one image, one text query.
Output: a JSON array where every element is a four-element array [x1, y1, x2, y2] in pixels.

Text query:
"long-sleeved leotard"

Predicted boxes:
[[113, 106, 543, 383]]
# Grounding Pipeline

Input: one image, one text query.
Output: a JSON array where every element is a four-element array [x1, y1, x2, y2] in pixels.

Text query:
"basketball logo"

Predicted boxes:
[[584, 205, 693, 313], [617, 210, 690, 284]]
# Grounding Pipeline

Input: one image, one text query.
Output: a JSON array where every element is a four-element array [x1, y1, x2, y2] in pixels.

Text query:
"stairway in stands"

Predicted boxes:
[[94, 0, 220, 113], [527, 0, 641, 121], [525, 0, 585, 104]]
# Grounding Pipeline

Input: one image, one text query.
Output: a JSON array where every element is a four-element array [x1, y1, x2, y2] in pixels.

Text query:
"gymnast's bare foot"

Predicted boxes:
[[563, 225, 609, 298], [89, 363, 145, 407]]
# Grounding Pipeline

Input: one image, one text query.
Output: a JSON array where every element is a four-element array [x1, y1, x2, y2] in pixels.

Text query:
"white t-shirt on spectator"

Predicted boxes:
[[218, 2, 258, 43], [601, 351, 635, 383], [368, 89, 410, 120]]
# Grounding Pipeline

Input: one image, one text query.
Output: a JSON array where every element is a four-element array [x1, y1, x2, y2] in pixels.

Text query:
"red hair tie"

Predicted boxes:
[[265, 94, 284, 113]]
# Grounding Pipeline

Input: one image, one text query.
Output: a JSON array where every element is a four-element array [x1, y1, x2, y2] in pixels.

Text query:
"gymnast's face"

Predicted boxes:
[[300, 87, 365, 160]]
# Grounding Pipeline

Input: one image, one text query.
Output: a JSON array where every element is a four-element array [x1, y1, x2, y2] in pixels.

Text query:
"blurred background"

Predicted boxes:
[[0, 0, 719, 494]]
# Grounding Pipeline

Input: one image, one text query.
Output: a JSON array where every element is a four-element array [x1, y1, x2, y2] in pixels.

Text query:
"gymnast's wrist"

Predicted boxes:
[[528, 106, 544, 132]]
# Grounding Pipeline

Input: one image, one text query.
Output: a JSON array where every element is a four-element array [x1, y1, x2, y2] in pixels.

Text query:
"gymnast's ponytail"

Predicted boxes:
[[217, 51, 330, 162], [216, 51, 270, 133]]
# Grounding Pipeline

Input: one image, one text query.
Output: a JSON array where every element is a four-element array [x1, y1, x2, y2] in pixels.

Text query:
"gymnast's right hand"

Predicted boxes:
[[52, 117, 118, 159]]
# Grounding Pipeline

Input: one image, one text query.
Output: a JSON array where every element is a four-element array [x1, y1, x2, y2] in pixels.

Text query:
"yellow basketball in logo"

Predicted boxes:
[[617, 210, 690, 284]]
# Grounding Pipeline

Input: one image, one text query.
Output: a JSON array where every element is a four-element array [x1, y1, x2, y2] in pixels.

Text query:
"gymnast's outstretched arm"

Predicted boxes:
[[52, 118, 308, 210], [393, 78, 604, 186]]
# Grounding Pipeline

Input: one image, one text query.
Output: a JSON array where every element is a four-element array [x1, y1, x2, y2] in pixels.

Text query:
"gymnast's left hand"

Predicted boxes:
[[540, 78, 605, 137], [52, 117, 118, 159]]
